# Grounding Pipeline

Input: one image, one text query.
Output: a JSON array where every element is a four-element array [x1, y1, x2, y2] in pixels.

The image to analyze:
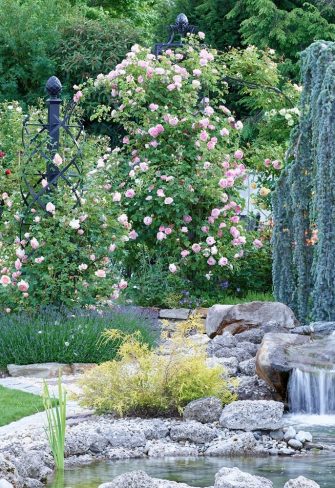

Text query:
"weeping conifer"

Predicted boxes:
[[272, 41, 335, 322]]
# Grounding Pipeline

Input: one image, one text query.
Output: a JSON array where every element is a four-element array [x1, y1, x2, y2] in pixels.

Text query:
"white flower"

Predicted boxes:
[[69, 219, 80, 230]]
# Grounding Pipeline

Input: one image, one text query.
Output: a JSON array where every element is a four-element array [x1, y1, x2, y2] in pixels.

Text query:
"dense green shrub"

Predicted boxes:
[[0, 307, 156, 367], [54, 17, 141, 93], [79, 321, 236, 416]]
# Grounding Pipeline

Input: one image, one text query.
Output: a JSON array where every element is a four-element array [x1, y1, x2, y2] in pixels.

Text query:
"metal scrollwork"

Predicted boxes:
[[153, 13, 198, 56]]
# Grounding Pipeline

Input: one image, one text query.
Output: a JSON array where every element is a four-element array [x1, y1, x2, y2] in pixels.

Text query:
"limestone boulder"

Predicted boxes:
[[183, 397, 223, 424], [214, 467, 273, 488], [219, 400, 284, 431], [170, 421, 218, 444], [238, 357, 256, 376], [205, 432, 257, 456], [98, 470, 198, 488], [230, 375, 276, 401], [206, 302, 297, 338], [283, 476, 320, 488]]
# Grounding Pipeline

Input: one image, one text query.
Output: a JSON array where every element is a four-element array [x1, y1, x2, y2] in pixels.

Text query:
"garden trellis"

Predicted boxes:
[[21, 76, 83, 228]]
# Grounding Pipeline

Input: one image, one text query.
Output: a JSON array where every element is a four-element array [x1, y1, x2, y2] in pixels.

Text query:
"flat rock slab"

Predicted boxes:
[[7, 363, 72, 378], [159, 309, 191, 320]]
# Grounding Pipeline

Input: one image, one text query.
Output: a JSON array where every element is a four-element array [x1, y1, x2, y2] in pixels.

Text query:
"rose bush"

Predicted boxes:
[[80, 34, 264, 300], [0, 104, 127, 313]]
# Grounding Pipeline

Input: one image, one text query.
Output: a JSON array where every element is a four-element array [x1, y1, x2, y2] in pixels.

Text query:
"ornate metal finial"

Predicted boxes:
[[175, 13, 189, 30], [46, 76, 62, 98], [153, 12, 198, 56]]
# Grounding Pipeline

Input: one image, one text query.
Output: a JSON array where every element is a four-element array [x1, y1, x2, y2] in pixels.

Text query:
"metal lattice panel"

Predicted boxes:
[[21, 76, 83, 219]]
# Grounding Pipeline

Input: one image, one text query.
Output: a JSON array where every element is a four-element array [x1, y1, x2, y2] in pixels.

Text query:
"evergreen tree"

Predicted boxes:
[[272, 41, 335, 321]]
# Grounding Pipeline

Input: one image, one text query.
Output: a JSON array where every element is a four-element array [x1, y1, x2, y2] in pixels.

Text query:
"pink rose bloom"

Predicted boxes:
[[125, 189, 135, 198], [169, 263, 177, 273], [35, 257, 45, 264], [143, 216, 152, 226], [30, 237, 39, 250], [253, 239, 263, 249], [148, 126, 159, 138], [53, 153, 63, 166], [231, 216, 240, 224], [193, 69, 202, 76], [78, 263, 88, 271], [157, 189, 165, 197], [207, 257, 216, 266], [140, 162, 149, 171], [264, 159, 271, 167], [165, 227, 172, 235], [220, 128, 229, 137], [157, 231, 166, 241], [123, 136, 130, 144], [73, 91, 83, 103], [198, 31, 205, 39], [192, 243, 201, 253], [206, 236, 216, 246], [230, 226, 240, 238], [129, 230, 138, 240], [150, 140, 158, 148], [109, 244, 116, 252], [272, 160, 282, 170], [12, 271, 21, 279], [219, 178, 228, 188], [181, 226, 188, 233], [200, 130, 208, 142], [211, 208, 220, 218], [183, 215, 192, 223], [17, 280, 29, 292], [219, 257, 228, 266], [203, 161, 211, 169], [15, 259, 22, 270], [95, 270, 106, 278], [168, 116, 179, 126], [181, 250, 190, 258], [0, 275, 11, 286], [167, 84, 176, 91], [208, 216, 215, 224], [113, 192, 121, 203], [159, 226, 165, 232], [89, 254, 96, 261], [118, 279, 128, 290], [234, 149, 244, 160], [204, 106, 214, 116], [164, 197, 173, 204], [201, 226, 209, 233], [149, 103, 159, 111], [46, 202, 55, 214]]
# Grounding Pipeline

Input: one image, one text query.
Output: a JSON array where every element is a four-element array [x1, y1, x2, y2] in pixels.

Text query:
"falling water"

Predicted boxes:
[[288, 368, 335, 414]]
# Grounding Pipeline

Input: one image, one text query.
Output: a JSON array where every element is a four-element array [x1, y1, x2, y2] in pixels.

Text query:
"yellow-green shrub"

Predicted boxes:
[[78, 324, 236, 416]]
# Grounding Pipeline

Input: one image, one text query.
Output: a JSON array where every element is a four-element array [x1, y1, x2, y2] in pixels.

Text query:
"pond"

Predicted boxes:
[[48, 416, 335, 488]]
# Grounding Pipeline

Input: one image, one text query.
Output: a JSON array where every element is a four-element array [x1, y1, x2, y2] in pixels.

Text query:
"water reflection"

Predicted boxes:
[[48, 453, 335, 488]]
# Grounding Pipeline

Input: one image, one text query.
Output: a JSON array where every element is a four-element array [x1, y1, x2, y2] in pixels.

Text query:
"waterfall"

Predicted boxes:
[[288, 368, 335, 414]]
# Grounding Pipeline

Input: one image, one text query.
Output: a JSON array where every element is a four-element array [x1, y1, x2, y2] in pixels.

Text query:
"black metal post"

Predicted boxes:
[[45, 76, 62, 182]]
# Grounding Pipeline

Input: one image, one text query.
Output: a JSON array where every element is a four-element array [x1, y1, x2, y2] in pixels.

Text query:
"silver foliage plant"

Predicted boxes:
[[272, 41, 335, 322]]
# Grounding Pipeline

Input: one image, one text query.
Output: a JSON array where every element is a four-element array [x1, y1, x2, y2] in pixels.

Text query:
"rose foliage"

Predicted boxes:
[[81, 35, 264, 297]]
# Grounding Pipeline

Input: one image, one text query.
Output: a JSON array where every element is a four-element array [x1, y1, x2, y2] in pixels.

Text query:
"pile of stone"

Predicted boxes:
[[98, 469, 320, 488], [204, 301, 297, 401], [0, 399, 317, 487]]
